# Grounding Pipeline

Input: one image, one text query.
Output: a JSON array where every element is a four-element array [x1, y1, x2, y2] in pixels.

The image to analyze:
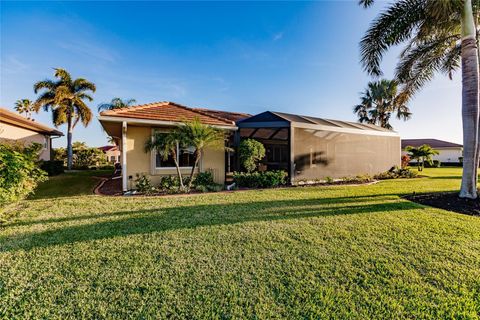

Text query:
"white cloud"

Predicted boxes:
[[57, 40, 117, 63], [273, 32, 284, 41]]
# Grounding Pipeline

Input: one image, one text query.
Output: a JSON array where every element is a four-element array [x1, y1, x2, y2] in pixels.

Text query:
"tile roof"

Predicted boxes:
[[0, 107, 63, 136], [99, 101, 238, 127], [401, 139, 463, 149]]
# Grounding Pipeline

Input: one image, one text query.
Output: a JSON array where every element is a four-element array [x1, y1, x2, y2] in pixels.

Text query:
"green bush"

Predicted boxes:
[[424, 160, 441, 168], [158, 175, 191, 193], [0, 142, 48, 207], [97, 165, 115, 170], [374, 166, 418, 180], [193, 171, 215, 187], [40, 160, 64, 176], [233, 170, 288, 188], [239, 139, 266, 173], [134, 173, 156, 194]]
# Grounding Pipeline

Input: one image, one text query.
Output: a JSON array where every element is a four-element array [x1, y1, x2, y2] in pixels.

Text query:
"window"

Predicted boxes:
[[110, 156, 115, 162], [154, 132, 195, 168]]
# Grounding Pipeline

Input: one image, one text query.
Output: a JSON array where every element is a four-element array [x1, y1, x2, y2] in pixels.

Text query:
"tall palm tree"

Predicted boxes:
[[98, 98, 136, 112], [14, 99, 35, 119], [177, 118, 229, 189], [34, 68, 96, 170], [359, 0, 479, 198], [353, 79, 412, 129], [145, 131, 185, 189]]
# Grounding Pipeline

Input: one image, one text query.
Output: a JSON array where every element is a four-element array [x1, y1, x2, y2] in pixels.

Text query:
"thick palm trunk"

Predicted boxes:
[[66, 116, 73, 170], [460, 0, 480, 199]]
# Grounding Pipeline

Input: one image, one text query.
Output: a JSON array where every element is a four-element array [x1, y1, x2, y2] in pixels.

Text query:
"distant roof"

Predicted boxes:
[[238, 111, 397, 135], [0, 107, 63, 136], [401, 139, 463, 149], [98, 145, 118, 152], [99, 101, 239, 127]]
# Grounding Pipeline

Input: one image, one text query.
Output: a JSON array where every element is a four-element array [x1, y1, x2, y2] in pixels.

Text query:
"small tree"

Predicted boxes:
[[145, 131, 185, 189], [239, 139, 265, 173], [405, 144, 439, 171], [177, 118, 228, 189], [401, 155, 410, 168]]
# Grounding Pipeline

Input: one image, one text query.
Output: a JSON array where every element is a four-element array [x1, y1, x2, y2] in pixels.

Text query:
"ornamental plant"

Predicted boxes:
[[239, 139, 265, 173]]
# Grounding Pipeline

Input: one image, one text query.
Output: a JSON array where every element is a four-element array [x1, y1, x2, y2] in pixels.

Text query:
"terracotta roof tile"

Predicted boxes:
[[100, 101, 237, 127]]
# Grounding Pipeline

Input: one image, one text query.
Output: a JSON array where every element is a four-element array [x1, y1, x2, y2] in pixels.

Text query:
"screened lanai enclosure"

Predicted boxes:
[[235, 111, 400, 184]]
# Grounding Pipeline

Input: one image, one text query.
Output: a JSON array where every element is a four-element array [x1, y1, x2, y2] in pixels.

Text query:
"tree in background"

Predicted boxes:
[[358, 0, 479, 198], [353, 79, 411, 129], [98, 98, 136, 112], [34, 68, 96, 170], [14, 99, 36, 119], [239, 139, 266, 173], [405, 145, 439, 171]]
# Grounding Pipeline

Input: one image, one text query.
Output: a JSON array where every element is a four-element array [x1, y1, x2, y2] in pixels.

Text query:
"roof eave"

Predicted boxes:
[[98, 115, 238, 131]]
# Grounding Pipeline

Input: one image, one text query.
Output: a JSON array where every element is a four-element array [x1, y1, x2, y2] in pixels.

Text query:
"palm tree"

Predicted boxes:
[[34, 68, 96, 170], [405, 144, 439, 171], [98, 98, 136, 112], [359, 0, 479, 198], [14, 99, 35, 119], [145, 131, 185, 190], [177, 118, 228, 189], [353, 79, 412, 129]]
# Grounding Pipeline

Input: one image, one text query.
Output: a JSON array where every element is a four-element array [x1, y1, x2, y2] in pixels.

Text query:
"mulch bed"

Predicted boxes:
[[97, 177, 123, 196], [404, 192, 480, 217]]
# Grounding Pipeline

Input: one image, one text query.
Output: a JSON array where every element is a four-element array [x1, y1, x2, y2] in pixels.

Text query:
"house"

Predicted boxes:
[[401, 139, 463, 164], [98, 101, 400, 192], [98, 145, 121, 163], [0, 107, 63, 160]]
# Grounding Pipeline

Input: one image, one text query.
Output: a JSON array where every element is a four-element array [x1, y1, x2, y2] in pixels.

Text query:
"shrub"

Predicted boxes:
[[40, 160, 64, 176], [324, 176, 334, 184], [233, 170, 287, 188], [401, 155, 410, 168], [374, 166, 417, 180], [134, 173, 156, 194], [193, 171, 215, 187], [0, 142, 48, 207], [97, 165, 115, 170], [341, 175, 373, 184], [158, 175, 190, 193], [239, 139, 266, 172], [424, 160, 441, 168]]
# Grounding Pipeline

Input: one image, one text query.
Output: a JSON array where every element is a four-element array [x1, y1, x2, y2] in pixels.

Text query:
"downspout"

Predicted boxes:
[[122, 121, 128, 192]]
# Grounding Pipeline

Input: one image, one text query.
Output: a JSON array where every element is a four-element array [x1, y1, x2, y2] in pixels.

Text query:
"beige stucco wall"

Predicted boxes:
[[105, 149, 121, 162], [0, 122, 51, 160], [125, 125, 226, 189]]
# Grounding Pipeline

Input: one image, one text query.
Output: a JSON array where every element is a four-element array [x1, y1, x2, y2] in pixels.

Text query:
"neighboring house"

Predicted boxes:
[[98, 101, 400, 192], [401, 139, 463, 164], [98, 145, 121, 163], [0, 107, 63, 160]]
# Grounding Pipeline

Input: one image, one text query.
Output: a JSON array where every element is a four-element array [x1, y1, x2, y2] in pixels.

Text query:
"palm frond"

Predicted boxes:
[[360, 0, 425, 76]]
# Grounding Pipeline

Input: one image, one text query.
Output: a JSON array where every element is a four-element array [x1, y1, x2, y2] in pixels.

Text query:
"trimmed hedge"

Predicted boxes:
[[233, 170, 288, 188], [40, 160, 64, 176]]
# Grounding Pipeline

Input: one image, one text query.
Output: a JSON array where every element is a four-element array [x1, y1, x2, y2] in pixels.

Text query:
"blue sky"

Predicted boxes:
[[1, 1, 462, 147]]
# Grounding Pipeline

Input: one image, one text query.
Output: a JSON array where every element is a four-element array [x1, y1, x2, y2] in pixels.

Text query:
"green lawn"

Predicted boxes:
[[1, 168, 479, 319], [28, 169, 112, 200]]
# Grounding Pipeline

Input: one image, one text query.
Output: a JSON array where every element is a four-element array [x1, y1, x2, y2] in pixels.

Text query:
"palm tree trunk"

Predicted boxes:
[[460, 0, 479, 199], [188, 151, 201, 189], [67, 115, 73, 170], [172, 150, 184, 189]]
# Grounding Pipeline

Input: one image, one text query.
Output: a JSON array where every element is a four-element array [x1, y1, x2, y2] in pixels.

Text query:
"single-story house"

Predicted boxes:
[[401, 139, 463, 164], [98, 145, 121, 163], [0, 107, 63, 160], [98, 101, 400, 191]]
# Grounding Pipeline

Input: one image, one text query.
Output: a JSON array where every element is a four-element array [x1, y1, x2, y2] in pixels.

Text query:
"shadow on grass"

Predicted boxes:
[[1, 195, 421, 252]]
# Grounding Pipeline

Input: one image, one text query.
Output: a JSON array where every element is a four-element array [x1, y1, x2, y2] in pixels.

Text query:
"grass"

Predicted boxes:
[[1, 167, 479, 319], [28, 169, 111, 200]]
